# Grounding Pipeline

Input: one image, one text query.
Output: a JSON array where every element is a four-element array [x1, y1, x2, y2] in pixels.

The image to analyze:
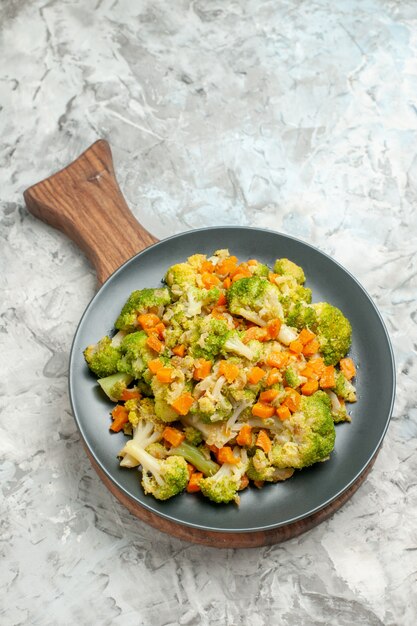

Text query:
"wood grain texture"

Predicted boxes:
[[23, 139, 158, 284], [86, 445, 378, 548]]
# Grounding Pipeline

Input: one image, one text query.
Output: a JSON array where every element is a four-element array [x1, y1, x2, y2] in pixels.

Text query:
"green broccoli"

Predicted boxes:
[[285, 302, 317, 330], [168, 440, 219, 476], [151, 376, 190, 422], [145, 442, 169, 459], [249, 263, 270, 277], [333, 371, 357, 403], [165, 263, 197, 298], [115, 288, 171, 331], [191, 317, 229, 360], [184, 425, 204, 446], [270, 391, 336, 469], [326, 390, 351, 423], [284, 366, 301, 389], [273, 258, 305, 284], [117, 331, 154, 377], [246, 449, 294, 482], [199, 449, 248, 504], [227, 276, 283, 325], [194, 393, 233, 423], [83, 336, 122, 378], [222, 331, 263, 362], [313, 303, 352, 365], [126, 397, 158, 428], [97, 372, 133, 401]]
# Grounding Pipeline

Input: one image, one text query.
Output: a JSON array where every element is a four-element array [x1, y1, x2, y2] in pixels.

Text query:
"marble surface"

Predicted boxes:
[[1, 0, 416, 624]]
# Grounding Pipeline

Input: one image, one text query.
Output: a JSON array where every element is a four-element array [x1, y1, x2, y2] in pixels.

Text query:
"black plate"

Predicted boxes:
[[69, 227, 395, 533]]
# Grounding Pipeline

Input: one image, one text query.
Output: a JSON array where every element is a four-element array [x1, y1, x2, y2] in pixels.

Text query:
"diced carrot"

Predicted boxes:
[[120, 388, 141, 401], [193, 359, 212, 380], [146, 335, 164, 353], [247, 367, 266, 385], [266, 368, 282, 386], [309, 357, 325, 377], [218, 360, 240, 383], [276, 405, 291, 421], [282, 388, 301, 412], [217, 257, 238, 276], [156, 367, 175, 384], [172, 344, 186, 357], [187, 471, 203, 493], [148, 358, 164, 374], [320, 365, 336, 389], [137, 313, 160, 329], [145, 322, 165, 339], [301, 380, 319, 396], [223, 277, 231, 289], [208, 444, 219, 455], [267, 319, 282, 340], [247, 259, 258, 266], [217, 446, 240, 465], [236, 424, 253, 447], [201, 260, 215, 273], [186, 463, 195, 480], [252, 403, 275, 419], [266, 352, 289, 369], [302, 338, 320, 357], [256, 429, 272, 454], [216, 292, 227, 306], [211, 308, 227, 320], [300, 364, 316, 380], [268, 272, 279, 283], [201, 272, 221, 289], [259, 389, 279, 403], [289, 339, 303, 354], [110, 405, 129, 432], [171, 393, 195, 416], [162, 426, 185, 448], [232, 270, 251, 282], [239, 474, 250, 490], [340, 357, 356, 380], [243, 327, 269, 343], [298, 328, 316, 345]]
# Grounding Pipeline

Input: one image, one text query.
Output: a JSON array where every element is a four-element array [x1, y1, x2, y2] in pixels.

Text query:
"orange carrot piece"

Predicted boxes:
[[289, 339, 303, 354], [247, 366, 266, 385], [340, 357, 356, 380], [171, 393, 195, 415], [211, 308, 227, 320], [218, 360, 240, 383], [187, 471, 203, 493], [145, 322, 166, 339], [302, 338, 320, 357], [172, 344, 186, 357], [266, 368, 282, 386], [236, 424, 253, 447], [120, 388, 141, 401], [268, 272, 279, 283], [308, 357, 325, 377], [217, 257, 238, 276], [201, 260, 215, 273], [216, 292, 227, 306], [298, 328, 316, 345], [301, 380, 319, 396], [217, 446, 239, 465], [252, 403, 275, 419], [146, 335, 164, 353], [156, 367, 175, 384], [266, 352, 289, 369], [300, 364, 316, 380], [320, 365, 336, 389], [259, 389, 279, 403], [137, 313, 160, 329], [247, 259, 258, 266], [276, 405, 291, 421], [148, 358, 164, 374], [282, 388, 301, 412], [267, 319, 282, 339], [232, 270, 251, 282], [243, 326, 269, 343], [162, 426, 186, 448], [110, 405, 129, 432], [256, 429, 272, 454], [186, 463, 195, 480], [223, 277, 232, 289], [193, 359, 212, 380], [201, 272, 221, 288]]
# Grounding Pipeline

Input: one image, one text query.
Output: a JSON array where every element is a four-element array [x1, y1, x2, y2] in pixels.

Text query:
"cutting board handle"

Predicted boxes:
[[23, 139, 158, 284]]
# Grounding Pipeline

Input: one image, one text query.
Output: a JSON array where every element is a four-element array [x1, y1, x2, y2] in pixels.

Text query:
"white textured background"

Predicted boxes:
[[1, 1, 416, 624]]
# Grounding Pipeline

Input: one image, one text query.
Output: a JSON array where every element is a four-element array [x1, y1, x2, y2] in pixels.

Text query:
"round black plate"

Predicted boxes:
[[69, 227, 395, 533]]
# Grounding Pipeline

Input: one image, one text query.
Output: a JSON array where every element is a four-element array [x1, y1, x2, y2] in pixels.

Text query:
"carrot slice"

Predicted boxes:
[[302, 338, 320, 357], [256, 429, 272, 454], [276, 405, 291, 421], [340, 357, 356, 380], [243, 327, 269, 343], [218, 360, 240, 383], [301, 380, 319, 396], [172, 344, 186, 357], [120, 388, 141, 401], [171, 393, 194, 415], [266, 368, 282, 386], [259, 389, 279, 403], [156, 367, 175, 384], [146, 335, 164, 353], [201, 272, 221, 288], [247, 367, 266, 385], [236, 424, 252, 447], [217, 257, 238, 276], [216, 292, 227, 307], [110, 405, 129, 432], [298, 328, 316, 345], [193, 359, 212, 380], [252, 403, 275, 419], [266, 352, 289, 369], [289, 339, 303, 354], [148, 358, 164, 374], [282, 388, 301, 412], [201, 260, 215, 273], [223, 277, 232, 289], [266, 319, 282, 340], [137, 313, 160, 329], [320, 365, 336, 389], [217, 446, 240, 465], [187, 471, 203, 493], [163, 426, 185, 447], [145, 322, 166, 339]]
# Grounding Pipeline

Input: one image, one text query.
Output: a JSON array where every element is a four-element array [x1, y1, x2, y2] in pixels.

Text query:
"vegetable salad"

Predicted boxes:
[[84, 250, 357, 504]]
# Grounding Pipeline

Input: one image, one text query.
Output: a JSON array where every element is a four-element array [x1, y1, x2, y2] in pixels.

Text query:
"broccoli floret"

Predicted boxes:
[[97, 372, 133, 401], [284, 366, 301, 389], [199, 449, 248, 504], [84, 336, 122, 378], [117, 331, 154, 378], [246, 449, 294, 482], [115, 288, 171, 331], [191, 317, 229, 360], [285, 302, 317, 330], [195, 393, 233, 423], [270, 391, 335, 469], [126, 397, 159, 428], [313, 303, 352, 365], [249, 263, 270, 277], [184, 425, 204, 446], [227, 277, 284, 325], [274, 258, 305, 284], [325, 390, 351, 423], [168, 441, 219, 476], [222, 330, 262, 361], [165, 263, 197, 298], [145, 442, 169, 459], [150, 376, 190, 423], [333, 371, 357, 403]]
